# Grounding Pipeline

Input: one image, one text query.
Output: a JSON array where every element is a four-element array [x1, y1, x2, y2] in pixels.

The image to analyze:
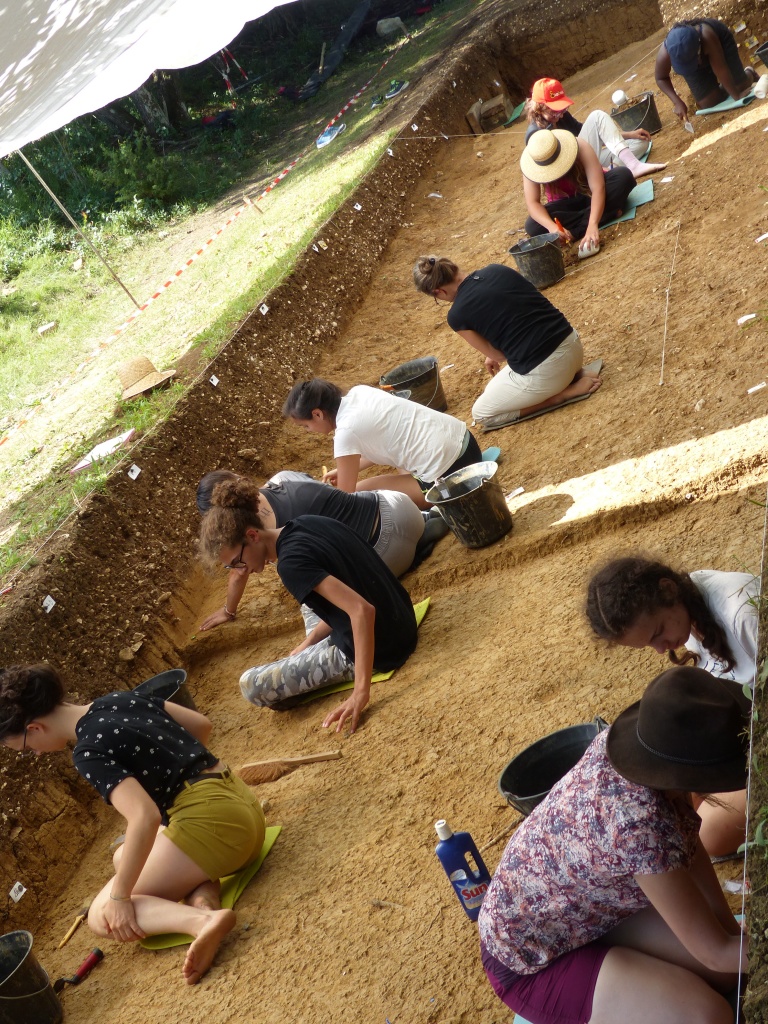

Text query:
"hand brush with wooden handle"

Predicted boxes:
[[237, 750, 342, 785]]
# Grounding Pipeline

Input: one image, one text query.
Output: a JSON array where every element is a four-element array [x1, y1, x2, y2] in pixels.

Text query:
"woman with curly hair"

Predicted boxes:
[[198, 476, 418, 733], [0, 663, 266, 985], [586, 555, 758, 855], [195, 469, 433, 631]]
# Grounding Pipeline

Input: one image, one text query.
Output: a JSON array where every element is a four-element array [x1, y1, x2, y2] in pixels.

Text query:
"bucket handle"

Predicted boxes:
[[0, 965, 54, 1001]]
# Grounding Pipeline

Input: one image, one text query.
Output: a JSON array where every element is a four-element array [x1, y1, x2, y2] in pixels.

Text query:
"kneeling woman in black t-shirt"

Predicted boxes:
[[198, 477, 418, 733], [413, 257, 601, 430], [0, 664, 266, 985]]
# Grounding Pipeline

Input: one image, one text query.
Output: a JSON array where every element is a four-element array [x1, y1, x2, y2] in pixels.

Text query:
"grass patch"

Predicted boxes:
[[0, 0, 475, 585]]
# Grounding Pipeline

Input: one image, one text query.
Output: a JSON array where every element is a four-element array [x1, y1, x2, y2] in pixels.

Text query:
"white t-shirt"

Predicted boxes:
[[334, 386, 467, 483], [688, 569, 759, 687]]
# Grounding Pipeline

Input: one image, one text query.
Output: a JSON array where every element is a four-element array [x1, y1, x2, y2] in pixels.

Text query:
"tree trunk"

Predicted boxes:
[[130, 79, 174, 139], [157, 71, 190, 133], [92, 100, 143, 140]]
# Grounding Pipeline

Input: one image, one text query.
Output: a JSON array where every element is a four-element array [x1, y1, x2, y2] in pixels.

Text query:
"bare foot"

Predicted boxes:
[[575, 367, 601, 382], [633, 160, 667, 178], [186, 879, 221, 912], [565, 376, 602, 400], [183, 908, 236, 985]]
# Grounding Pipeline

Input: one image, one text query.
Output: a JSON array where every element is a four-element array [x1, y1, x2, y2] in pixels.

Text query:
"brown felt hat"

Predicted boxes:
[[520, 128, 579, 184], [606, 666, 751, 793], [118, 356, 175, 401]]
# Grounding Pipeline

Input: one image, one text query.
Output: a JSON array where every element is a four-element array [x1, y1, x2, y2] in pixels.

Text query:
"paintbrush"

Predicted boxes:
[[238, 750, 342, 785], [58, 902, 90, 948]]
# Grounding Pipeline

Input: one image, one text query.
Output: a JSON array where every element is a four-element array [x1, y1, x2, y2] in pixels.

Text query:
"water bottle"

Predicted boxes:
[[434, 819, 492, 920]]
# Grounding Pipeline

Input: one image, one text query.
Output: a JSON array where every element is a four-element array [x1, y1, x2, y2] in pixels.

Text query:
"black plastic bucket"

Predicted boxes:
[[497, 718, 609, 816], [133, 668, 197, 710], [425, 462, 512, 548], [0, 931, 62, 1024], [757, 42, 768, 70], [379, 356, 448, 411], [611, 91, 662, 135], [508, 232, 564, 290]]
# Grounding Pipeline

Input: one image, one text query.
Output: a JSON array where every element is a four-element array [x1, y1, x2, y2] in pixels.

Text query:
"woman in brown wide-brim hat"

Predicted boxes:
[[479, 666, 749, 1024], [520, 128, 636, 257]]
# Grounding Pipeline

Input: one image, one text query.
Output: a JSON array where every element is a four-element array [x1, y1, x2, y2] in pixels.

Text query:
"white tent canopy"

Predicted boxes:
[[0, 0, 294, 160]]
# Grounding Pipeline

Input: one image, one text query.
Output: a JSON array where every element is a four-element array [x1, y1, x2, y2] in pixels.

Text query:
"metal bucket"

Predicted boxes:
[[508, 232, 564, 290], [379, 356, 448, 411], [611, 91, 662, 135], [133, 668, 197, 710], [425, 462, 512, 548], [497, 718, 609, 816], [0, 931, 62, 1024]]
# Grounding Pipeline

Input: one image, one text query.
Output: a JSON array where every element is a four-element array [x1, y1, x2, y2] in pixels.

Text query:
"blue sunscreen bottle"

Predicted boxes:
[[434, 819, 492, 921]]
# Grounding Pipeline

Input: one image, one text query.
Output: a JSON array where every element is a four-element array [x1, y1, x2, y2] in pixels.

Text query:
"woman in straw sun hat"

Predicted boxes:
[[479, 665, 749, 1024], [520, 128, 635, 257]]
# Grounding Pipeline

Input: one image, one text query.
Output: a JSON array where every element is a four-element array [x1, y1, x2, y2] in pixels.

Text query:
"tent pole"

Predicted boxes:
[[16, 149, 142, 310]]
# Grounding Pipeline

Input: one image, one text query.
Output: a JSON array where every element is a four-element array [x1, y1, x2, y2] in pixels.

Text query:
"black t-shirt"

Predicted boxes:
[[73, 692, 217, 815], [524, 109, 583, 143], [261, 478, 379, 540], [276, 515, 417, 671], [446, 264, 573, 374]]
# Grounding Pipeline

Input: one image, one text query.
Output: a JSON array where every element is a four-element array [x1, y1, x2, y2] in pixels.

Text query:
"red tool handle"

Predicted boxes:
[[72, 948, 104, 984]]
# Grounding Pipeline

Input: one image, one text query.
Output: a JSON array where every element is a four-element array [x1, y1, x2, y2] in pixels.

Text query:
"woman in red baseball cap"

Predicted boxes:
[[525, 77, 666, 178]]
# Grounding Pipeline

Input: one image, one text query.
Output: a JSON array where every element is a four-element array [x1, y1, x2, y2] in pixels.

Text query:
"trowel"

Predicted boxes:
[[683, 119, 695, 133]]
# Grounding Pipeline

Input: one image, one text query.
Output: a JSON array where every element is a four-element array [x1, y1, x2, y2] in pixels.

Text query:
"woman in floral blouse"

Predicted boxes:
[[479, 666, 748, 1024]]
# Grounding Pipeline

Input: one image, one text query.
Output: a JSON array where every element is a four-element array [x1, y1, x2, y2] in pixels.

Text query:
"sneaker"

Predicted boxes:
[[385, 79, 409, 99], [316, 122, 346, 149], [370, 94, 384, 109]]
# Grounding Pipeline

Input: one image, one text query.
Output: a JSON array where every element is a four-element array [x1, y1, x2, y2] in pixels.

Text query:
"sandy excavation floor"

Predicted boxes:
[[28, 28, 768, 1024]]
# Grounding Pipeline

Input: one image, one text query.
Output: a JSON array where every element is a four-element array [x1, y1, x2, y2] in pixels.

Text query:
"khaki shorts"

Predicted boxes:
[[164, 769, 266, 881]]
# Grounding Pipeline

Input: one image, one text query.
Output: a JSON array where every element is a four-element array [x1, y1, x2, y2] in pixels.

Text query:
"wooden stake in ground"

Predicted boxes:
[[238, 750, 342, 785]]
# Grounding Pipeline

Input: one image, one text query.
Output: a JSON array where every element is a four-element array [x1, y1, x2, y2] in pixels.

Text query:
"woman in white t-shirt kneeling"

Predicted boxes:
[[283, 378, 482, 510]]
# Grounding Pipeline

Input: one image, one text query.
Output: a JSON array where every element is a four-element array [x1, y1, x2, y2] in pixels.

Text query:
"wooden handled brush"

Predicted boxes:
[[237, 750, 342, 785]]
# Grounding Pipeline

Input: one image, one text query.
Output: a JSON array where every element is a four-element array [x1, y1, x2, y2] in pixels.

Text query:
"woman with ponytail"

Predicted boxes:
[[198, 477, 418, 733], [586, 556, 759, 855], [413, 255, 601, 430]]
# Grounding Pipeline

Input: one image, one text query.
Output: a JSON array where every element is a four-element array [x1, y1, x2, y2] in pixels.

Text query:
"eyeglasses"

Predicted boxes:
[[223, 542, 247, 571], [3, 724, 31, 756]]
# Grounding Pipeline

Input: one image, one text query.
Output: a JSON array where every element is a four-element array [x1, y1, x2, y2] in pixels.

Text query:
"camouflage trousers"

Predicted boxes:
[[239, 636, 354, 708]]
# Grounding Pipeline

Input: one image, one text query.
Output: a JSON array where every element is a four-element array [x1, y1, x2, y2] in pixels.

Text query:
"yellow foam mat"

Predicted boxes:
[[298, 597, 431, 703]]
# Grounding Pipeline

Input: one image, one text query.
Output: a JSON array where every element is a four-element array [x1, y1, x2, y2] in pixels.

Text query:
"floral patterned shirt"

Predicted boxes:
[[478, 731, 700, 974]]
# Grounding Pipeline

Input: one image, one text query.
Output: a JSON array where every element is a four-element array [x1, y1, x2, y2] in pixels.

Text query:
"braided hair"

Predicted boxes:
[[586, 556, 736, 673]]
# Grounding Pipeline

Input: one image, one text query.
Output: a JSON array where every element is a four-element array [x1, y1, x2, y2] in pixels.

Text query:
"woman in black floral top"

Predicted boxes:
[[0, 663, 265, 985]]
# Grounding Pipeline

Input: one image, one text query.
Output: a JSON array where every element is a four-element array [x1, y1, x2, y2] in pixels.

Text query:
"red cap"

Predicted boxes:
[[530, 78, 574, 111]]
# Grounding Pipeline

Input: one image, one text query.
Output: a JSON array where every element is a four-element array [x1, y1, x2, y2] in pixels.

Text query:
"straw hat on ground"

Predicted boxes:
[[520, 128, 579, 184], [118, 356, 175, 401]]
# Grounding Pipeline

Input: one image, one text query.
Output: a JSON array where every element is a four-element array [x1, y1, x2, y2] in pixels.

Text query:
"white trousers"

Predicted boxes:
[[578, 110, 649, 169], [471, 329, 584, 429]]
